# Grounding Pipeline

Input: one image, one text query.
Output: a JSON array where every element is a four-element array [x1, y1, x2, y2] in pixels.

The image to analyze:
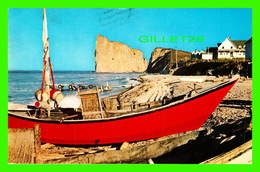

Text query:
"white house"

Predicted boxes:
[[202, 53, 213, 60], [218, 37, 247, 59]]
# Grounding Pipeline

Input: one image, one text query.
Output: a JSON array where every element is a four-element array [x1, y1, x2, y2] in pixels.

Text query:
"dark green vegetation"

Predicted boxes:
[[173, 60, 252, 77]]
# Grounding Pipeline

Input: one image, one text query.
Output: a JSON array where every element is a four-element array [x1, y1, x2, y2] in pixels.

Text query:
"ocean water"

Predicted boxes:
[[8, 70, 142, 106]]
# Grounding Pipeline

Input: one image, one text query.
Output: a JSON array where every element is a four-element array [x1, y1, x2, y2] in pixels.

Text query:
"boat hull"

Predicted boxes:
[[8, 79, 238, 145]]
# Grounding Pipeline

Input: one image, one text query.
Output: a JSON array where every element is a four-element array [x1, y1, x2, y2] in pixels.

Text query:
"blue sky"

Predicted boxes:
[[8, 8, 252, 71]]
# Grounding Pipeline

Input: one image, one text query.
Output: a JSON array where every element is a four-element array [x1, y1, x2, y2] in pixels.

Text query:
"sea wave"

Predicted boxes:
[[8, 71, 142, 105]]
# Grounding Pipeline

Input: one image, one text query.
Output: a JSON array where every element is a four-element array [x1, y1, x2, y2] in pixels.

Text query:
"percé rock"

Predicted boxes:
[[146, 47, 191, 74], [95, 35, 148, 73]]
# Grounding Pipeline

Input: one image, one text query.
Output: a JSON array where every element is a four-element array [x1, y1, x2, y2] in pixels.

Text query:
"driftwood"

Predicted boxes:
[[43, 131, 200, 164], [200, 140, 252, 164]]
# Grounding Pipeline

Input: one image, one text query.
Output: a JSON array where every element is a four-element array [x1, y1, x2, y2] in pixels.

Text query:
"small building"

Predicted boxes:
[[217, 37, 247, 59], [202, 53, 213, 60], [191, 49, 205, 59], [201, 47, 218, 60], [245, 37, 252, 60], [191, 50, 201, 59], [206, 47, 218, 60]]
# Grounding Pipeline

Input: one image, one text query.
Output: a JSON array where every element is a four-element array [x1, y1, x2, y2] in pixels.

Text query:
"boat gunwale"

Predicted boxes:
[[8, 77, 238, 124]]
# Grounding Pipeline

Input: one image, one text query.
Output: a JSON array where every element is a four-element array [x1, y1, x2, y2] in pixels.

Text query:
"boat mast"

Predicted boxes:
[[42, 8, 52, 117], [35, 8, 63, 116]]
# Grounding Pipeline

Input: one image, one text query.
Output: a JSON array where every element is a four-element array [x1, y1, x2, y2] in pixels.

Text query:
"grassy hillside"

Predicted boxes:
[[173, 59, 252, 77]]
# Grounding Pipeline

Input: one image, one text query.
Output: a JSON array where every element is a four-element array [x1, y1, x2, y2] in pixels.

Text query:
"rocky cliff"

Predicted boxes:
[[95, 35, 148, 73], [146, 47, 191, 74]]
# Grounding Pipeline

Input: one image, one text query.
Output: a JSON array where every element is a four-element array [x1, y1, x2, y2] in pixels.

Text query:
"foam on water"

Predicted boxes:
[[59, 94, 81, 108], [127, 79, 140, 86]]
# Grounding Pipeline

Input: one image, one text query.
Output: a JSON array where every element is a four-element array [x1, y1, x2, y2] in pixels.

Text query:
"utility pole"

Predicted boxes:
[[175, 46, 178, 68], [170, 49, 172, 69]]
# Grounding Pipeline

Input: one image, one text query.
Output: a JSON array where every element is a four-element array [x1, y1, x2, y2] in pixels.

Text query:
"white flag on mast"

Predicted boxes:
[[42, 8, 49, 60]]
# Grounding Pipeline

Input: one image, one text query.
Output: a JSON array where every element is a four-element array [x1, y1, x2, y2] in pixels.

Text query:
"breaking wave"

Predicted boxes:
[[8, 71, 143, 105]]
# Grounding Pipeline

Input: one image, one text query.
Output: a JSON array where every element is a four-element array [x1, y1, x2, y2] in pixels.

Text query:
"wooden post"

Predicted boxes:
[[34, 124, 41, 164], [96, 86, 104, 118], [175, 48, 178, 68]]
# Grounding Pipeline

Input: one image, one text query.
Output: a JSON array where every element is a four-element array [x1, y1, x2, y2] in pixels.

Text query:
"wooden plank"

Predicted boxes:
[[34, 124, 41, 164], [102, 97, 119, 111], [148, 158, 154, 164], [43, 131, 200, 164], [227, 149, 252, 164], [200, 140, 252, 164], [78, 89, 98, 95], [78, 87, 105, 119], [96, 86, 105, 118]]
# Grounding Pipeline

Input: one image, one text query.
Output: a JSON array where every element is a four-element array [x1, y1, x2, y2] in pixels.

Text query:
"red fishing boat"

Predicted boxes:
[[8, 78, 238, 145], [8, 9, 239, 145]]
